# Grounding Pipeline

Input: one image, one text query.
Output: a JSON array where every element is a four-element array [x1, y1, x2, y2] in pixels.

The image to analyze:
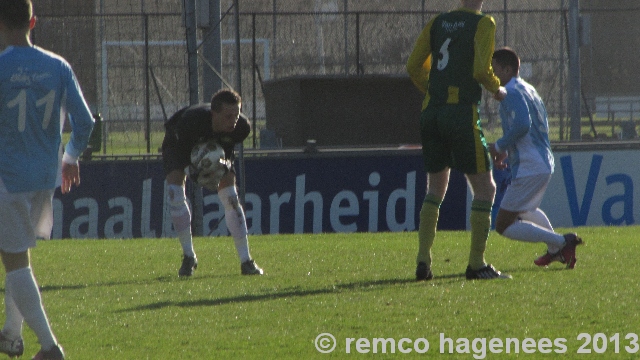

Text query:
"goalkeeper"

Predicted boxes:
[[161, 89, 263, 277]]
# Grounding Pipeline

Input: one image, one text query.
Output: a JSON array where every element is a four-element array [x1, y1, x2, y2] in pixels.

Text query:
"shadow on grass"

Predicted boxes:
[[117, 277, 417, 312], [0, 273, 230, 294], [123, 267, 562, 313], [0, 264, 566, 296]]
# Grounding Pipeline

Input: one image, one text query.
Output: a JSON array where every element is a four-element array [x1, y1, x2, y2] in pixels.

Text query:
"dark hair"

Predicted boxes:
[[493, 47, 520, 72], [0, 0, 32, 30], [210, 89, 241, 112]]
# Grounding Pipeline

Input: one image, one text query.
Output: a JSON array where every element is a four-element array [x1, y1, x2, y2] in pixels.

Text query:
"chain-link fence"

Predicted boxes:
[[28, 1, 640, 154]]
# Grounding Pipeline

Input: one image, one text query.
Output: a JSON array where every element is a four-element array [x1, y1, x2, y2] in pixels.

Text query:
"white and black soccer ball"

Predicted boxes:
[[188, 140, 230, 190]]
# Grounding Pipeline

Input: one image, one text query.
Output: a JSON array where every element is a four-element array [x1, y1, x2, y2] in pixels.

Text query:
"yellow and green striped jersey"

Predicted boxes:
[[407, 7, 501, 110]]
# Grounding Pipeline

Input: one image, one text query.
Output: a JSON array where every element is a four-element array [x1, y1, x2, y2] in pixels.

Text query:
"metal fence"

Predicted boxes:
[[28, 2, 639, 154]]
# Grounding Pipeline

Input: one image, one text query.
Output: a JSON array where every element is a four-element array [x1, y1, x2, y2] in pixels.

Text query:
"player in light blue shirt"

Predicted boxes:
[[0, 21, 93, 193], [489, 47, 583, 271], [0, 1, 94, 359]]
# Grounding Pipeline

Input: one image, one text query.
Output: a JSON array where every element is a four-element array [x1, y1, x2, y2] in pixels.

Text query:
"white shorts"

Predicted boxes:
[[0, 178, 54, 253], [499, 173, 552, 213]]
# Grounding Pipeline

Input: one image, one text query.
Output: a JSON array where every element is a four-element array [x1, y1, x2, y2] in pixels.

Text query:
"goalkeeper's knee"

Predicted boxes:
[[219, 185, 242, 213]]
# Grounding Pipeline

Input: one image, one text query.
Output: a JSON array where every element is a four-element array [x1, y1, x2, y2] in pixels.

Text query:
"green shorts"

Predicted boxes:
[[420, 103, 491, 175]]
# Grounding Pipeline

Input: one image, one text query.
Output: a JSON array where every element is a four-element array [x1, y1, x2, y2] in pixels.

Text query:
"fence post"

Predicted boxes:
[[503, 0, 508, 46], [144, 14, 151, 153], [202, 0, 222, 98], [252, 13, 257, 149], [568, 0, 582, 141], [356, 13, 361, 75], [234, 0, 247, 206], [185, 0, 204, 236], [343, 0, 349, 75]]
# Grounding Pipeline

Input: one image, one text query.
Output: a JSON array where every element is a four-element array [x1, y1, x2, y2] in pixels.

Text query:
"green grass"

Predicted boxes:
[[11, 226, 640, 359]]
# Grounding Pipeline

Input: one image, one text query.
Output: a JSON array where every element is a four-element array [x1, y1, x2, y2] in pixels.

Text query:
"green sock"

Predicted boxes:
[[469, 199, 493, 270], [417, 194, 441, 266]]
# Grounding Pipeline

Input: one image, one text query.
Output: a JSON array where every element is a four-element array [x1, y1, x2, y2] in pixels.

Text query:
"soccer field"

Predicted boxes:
[[18, 226, 640, 359]]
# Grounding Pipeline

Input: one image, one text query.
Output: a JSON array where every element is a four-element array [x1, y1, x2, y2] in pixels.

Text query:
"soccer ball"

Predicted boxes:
[[189, 140, 229, 190]]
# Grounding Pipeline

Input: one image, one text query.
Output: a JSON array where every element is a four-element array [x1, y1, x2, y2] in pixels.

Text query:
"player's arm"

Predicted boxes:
[[495, 91, 531, 153], [406, 16, 436, 93], [62, 67, 94, 161], [473, 16, 502, 96], [61, 66, 95, 193]]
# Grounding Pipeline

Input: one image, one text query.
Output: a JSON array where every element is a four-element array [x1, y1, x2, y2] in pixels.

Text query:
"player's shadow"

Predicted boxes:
[[115, 267, 563, 313], [0, 272, 228, 294], [117, 277, 415, 313], [21, 265, 564, 297]]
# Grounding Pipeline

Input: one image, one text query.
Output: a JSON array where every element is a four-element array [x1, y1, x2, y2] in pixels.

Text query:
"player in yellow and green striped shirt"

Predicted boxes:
[[407, 0, 510, 281]]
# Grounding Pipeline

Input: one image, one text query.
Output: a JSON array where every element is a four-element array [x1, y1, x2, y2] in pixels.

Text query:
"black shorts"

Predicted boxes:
[[420, 103, 491, 175], [161, 127, 189, 175]]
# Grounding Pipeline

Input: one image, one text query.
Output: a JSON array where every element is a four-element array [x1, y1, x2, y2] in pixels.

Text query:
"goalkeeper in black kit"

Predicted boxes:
[[161, 89, 264, 277]]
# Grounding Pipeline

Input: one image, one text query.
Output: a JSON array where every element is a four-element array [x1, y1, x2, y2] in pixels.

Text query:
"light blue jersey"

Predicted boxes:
[[0, 45, 94, 193], [497, 77, 554, 179]]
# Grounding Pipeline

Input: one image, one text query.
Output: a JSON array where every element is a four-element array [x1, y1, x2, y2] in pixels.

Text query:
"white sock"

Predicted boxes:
[[219, 186, 251, 263], [178, 228, 195, 258], [5, 268, 56, 350], [502, 220, 565, 253], [519, 208, 553, 231], [168, 184, 195, 258], [518, 209, 563, 252], [2, 286, 23, 340]]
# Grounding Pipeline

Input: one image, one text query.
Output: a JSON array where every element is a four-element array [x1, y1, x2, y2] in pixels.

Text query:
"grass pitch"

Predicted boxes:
[[12, 226, 640, 359]]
